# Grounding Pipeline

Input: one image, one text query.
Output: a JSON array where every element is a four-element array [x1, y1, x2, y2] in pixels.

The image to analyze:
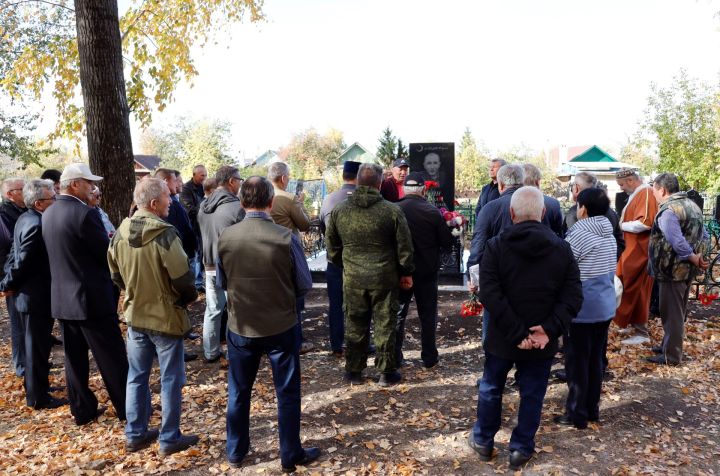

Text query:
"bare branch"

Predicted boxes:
[[0, 0, 75, 13]]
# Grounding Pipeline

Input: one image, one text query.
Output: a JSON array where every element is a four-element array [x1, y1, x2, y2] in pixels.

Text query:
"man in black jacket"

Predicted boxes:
[[180, 164, 207, 290], [395, 172, 453, 368], [42, 163, 128, 425], [468, 186, 583, 470], [473, 158, 506, 218], [1, 179, 67, 409], [154, 168, 197, 260], [1, 177, 27, 377]]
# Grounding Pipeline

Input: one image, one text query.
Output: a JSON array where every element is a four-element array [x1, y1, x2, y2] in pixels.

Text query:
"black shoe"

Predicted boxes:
[[197, 286, 206, 294], [281, 447, 321, 473], [552, 369, 567, 382], [159, 434, 199, 456], [185, 332, 200, 341], [378, 371, 402, 387], [645, 354, 679, 366], [34, 396, 68, 410], [75, 406, 106, 426], [467, 434, 493, 461], [48, 385, 65, 392], [184, 352, 198, 362], [51, 335, 63, 346], [126, 428, 159, 452], [423, 360, 439, 369], [553, 414, 587, 429], [344, 371, 363, 384], [651, 345, 663, 354], [204, 354, 222, 364], [602, 371, 614, 382], [330, 350, 344, 358], [508, 450, 533, 470]]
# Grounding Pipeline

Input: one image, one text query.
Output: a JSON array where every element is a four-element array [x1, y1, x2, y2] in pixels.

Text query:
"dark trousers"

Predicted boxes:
[[226, 326, 303, 467], [60, 316, 128, 423], [658, 280, 691, 364], [564, 320, 611, 425], [326, 262, 344, 352], [21, 312, 54, 407], [7, 296, 25, 377], [396, 274, 439, 366], [472, 353, 552, 455]]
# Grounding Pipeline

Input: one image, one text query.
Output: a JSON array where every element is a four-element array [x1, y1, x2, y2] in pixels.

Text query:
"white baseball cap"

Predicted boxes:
[[60, 163, 103, 182]]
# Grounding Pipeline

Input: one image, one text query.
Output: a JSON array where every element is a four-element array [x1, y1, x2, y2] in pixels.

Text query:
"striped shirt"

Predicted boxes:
[[565, 215, 617, 281]]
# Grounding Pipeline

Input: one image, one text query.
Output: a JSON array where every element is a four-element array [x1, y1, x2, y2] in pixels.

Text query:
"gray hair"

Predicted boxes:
[[403, 185, 425, 196], [268, 161, 290, 182], [59, 179, 73, 191], [522, 163, 542, 187], [133, 177, 168, 208], [510, 186, 545, 222], [215, 165, 240, 186], [23, 179, 54, 209], [2, 178, 24, 195], [497, 164, 524, 187], [653, 172, 680, 194], [574, 171, 598, 191], [357, 163, 384, 187], [491, 158, 507, 167]]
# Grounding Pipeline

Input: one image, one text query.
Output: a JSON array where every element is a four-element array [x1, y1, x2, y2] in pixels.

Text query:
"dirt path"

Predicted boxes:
[[1, 289, 719, 475]]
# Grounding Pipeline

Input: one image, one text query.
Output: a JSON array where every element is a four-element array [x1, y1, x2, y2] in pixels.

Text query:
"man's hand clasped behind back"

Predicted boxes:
[[516, 325, 550, 350]]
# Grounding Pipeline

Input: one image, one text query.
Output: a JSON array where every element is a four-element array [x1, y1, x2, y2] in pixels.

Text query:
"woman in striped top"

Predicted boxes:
[[554, 188, 617, 429]]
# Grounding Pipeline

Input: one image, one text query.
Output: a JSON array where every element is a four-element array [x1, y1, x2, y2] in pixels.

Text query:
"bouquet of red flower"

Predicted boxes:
[[460, 294, 483, 317], [438, 207, 468, 237], [698, 287, 719, 306]]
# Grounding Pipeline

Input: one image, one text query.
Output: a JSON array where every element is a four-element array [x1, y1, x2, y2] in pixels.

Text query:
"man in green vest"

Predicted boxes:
[[646, 173, 708, 366], [218, 176, 319, 473], [325, 163, 415, 386]]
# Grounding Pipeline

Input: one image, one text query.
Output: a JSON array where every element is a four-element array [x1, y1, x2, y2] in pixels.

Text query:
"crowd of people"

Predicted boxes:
[[0, 157, 710, 471]]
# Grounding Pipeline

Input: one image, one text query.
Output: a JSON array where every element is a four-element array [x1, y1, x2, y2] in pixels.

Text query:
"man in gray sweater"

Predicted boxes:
[[197, 165, 245, 363]]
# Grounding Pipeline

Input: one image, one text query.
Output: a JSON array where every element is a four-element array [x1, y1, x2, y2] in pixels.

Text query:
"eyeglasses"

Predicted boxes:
[[8, 188, 23, 193]]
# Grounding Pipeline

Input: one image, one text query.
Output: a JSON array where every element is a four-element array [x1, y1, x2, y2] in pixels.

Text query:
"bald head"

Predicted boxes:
[[510, 186, 545, 223]]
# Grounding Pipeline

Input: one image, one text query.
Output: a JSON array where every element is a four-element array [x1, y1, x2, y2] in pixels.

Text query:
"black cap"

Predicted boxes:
[[393, 158, 410, 168], [342, 161, 361, 175], [404, 172, 426, 186]]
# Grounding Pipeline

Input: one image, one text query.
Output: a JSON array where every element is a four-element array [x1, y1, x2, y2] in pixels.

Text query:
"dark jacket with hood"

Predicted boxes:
[[197, 188, 245, 269], [480, 220, 583, 360], [325, 185, 414, 289]]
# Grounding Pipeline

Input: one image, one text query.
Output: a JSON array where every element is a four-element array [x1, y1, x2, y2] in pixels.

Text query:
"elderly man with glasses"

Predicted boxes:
[[197, 165, 246, 364], [1, 177, 28, 377], [1, 179, 67, 409]]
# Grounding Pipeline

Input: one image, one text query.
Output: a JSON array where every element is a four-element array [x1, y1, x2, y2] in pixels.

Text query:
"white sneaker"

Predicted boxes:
[[616, 327, 635, 335], [621, 335, 650, 345]]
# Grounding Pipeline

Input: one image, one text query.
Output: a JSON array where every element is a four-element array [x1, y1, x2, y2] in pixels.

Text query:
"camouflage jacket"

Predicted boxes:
[[648, 193, 706, 282], [326, 185, 415, 289]]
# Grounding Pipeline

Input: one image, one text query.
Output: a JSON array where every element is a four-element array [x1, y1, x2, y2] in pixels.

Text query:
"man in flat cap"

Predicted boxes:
[[380, 159, 410, 202], [396, 172, 453, 368], [319, 161, 360, 357], [614, 168, 658, 345], [43, 163, 128, 425]]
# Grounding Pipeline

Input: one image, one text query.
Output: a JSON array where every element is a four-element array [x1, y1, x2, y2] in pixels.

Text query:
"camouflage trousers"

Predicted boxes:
[[343, 286, 398, 373]]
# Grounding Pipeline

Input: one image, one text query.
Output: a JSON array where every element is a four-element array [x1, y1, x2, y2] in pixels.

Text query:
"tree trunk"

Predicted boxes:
[[74, 0, 134, 225]]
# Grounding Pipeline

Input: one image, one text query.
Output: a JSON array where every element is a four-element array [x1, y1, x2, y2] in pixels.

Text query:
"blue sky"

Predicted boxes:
[[129, 0, 720, 160]]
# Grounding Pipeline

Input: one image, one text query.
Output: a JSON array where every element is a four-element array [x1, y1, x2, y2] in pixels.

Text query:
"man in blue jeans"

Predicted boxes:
[[468, 187, 582, 470], [319, 161, 360, 356], [218, 176, 320, 472], [108, 178, 199, 455]]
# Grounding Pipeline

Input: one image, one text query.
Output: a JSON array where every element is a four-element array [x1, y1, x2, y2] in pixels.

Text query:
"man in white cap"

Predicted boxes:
[[42, 163, 129, 425]]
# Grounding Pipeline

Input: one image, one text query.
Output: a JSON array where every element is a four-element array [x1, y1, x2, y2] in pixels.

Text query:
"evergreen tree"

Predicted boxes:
[[396, 139, 408, 159], [376, 127, 397, 167]]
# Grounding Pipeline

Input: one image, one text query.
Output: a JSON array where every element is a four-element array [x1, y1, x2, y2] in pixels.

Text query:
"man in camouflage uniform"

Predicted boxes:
[[325, 163, 415, 386], [646, 173, 708, 366]]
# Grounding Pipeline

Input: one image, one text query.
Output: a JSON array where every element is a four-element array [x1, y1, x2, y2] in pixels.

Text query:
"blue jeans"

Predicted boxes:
[[125, 327, 186, 449], [203, 270, 226, 360], [7, 296, 25, 377], [190, 254, 204, 289], [472, 353, 553, 455], [325, 262, 344, 352], [226, 326, 303, 467]]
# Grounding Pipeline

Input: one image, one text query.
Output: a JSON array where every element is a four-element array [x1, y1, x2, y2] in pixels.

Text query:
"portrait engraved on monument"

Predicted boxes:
[[409, 142, 455, 211]]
